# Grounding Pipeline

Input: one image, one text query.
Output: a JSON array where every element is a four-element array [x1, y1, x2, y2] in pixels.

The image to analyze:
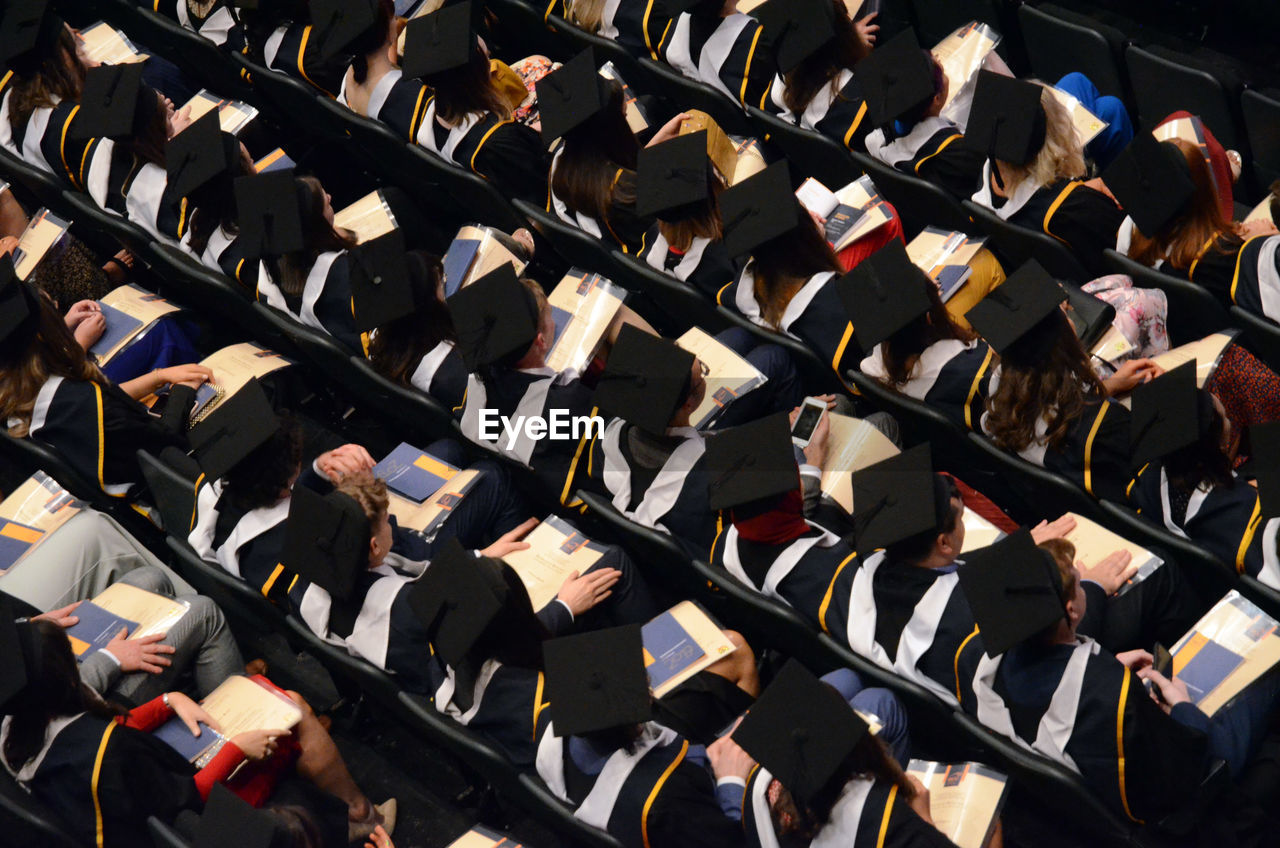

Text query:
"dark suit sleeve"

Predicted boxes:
[[646, 761, 745, 848]]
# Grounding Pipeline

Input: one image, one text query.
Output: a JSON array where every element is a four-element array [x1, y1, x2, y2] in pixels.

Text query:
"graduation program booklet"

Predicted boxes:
[[959, 508, 1005, 553], [373, 442, 482, 539], [1244, 194, 1276, 227], [76, 22, 148, 64], [643, 601, 737, 699], [66, 583, 190, 662], [1046, 86, 1108, 148], [12, 208, 72, 281], [254, 148, 296, 174], [1115, 331, 1237, 409], [819, 414, 902, 514], [89, 284, 182, 364], [446, 825, 525, 848], [906, 760, 1009, 848], [600, 62, 650, 134], [187, 343, 292, 424], [678, 110, 739, 185], [795, 175, 894, 252], [154, 675, 303, 767], [441, 225, 528, 297], [545, 270, 627, 374], [0, 471, 81, 573], [333, 190, 399, 245], [1169, 591, 1280, 715], [181, 89, 259, 136], [1058, 512, 1163, 597], [931, 22, 1001, 113], [676, 327, 767, 430], [730, 136, 767, 185], [501, 515, 609, 612], [906, 227, 987, 300]]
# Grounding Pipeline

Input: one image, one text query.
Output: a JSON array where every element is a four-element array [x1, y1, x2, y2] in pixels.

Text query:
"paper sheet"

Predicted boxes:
[[730, 137, 768, 185], [676, 327, 767, 430], [500, 515, 606, 612], [12, 209, 71, 281], [545, 271, 626, 374], [190, 343, 291, 423], [907, 760, 1008, 848], [77, 22, 148, 64], [818, 414, 901, 513], [1244, 195, 1276, 226], [90, 583, 189, 639], [387, 468, 481, 539], [333, 190, 399, 244], [199, 676, 303, 738], [447, 826, 524, 848], [600, 63, 649, 133], [1046, 86, 1109, 148], [1060, 511, 1162, 576], [958, 508, 1005, 553], [679, 111, 738, 182], [181, 89, 259, 135], [932, 23, 1001, 112]]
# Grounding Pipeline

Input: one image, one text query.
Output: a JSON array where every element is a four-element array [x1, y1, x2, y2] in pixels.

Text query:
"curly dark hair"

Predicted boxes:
[[221, 414, 304, 512], [1164, 390, 1234, 493]]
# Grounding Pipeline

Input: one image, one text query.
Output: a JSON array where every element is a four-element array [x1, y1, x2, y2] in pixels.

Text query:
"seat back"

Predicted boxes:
[[0, 770, 80, 848], [849, 151, 974, 236], [962, 200, 1090, 281], [1101, 250, 1232, 345], [147, 816, 190, 848], [1242, 89, 1280, 197], [843, 369, 972, 468], [136, 450, 200, 538], [1230, 305, 1280, 371], [1124, 45, 1240, 148], [1017, 4, 1128, 102], [512, 198, 624, 279], [745, 107, 862, 190], [345, 357, 461, 443], [963, 432, 1107, 527], [636, 58, 751, 136], [608, 251, 731, 335]]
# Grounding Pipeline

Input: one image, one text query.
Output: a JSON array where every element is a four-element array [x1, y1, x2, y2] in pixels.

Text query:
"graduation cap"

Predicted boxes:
[[0, 594, 29, 716], [593, 324, 695, 435], [310, 0, 380, 63], [963, 259, 1066, 357], [705, 413, 800, 511], [635, 132, 710, 220], [1249, 421, 1280, 519], [965, 70, 1047, 166], [753, 0, 836, 74], [719, 161, 800, 259], [836, 239, 934, 351], [543, 625, 652, 736], [401, 1, 475, 79], [536, 49, 610, 147], [0, 0, 63, 77], [406, 540, 511, 667], [732, 659, 868, 807], [349, 229, 414, 332], [854, 29, 938, 127], [234, 171, 306, 257], [281, 485, 370, 602], [446, 264, 539, 370], [849, 443, 940, 552], [957, 528, 1067, 656], [1102, 135, 1196, 238], [187, 379, 280, 482], [72, 63, 151, 140], [166, 111, 235, 200], [193, 784, 282, 848], [1128, 361, 1202, 469], [0, 256, 40, 359]]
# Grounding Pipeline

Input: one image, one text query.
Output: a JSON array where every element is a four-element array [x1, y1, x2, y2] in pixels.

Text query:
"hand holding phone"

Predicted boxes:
[[791, 397, 827, 448]]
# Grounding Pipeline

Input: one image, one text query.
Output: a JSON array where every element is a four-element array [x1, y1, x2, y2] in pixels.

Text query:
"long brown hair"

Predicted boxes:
[[367, 251, 455, 384], [878, 278, 975, 387], [656, 162, 725, 252], [271, 176, 358, 297], [1, 292, 105, 437], [1163, 390, 1234, 493], [781, 0, 870, 116], [550, 80, 638, 224], [1127, 138, 1242, 271], [748, 205, 841, 328], [983, 310, 1107, 452], [7, 27, 85, 134], [426, 44, 512, 125], [349, 0, 395, 85], [187, 135, 253, 255]]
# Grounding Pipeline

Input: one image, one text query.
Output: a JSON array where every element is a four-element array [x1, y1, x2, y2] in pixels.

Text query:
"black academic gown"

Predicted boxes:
[[194, 223, 266, 293], [658, 11, 775, 109], [637, 226, 741, 300], [860, 338, 997, 433], [337, 69, 432, 144], [548, 149, 652, 255], [1172, 233, 1280, 325], [416, 100, 549, 205], [406, 340, 469, 414], [157, 0, 247, 49], [257, 21, 350, 97], [765, 70, 872, 152], [256, 251, 366, 355], [865, 118, 987, 199]]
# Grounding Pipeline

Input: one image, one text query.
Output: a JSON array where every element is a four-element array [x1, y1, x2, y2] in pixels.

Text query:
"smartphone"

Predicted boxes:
[[791, 397, 827, 448], [1153, 643, 1172, 677]]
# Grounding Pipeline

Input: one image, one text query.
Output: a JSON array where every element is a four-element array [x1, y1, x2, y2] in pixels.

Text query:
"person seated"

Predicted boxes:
[[337, 0, 433, 142], [0, 280, 210, 498], [758, 0, 878, 152], [1051, 72, 1133, 171], [540, 51, 685, 255], [243, 0, 371, 97], [0, 8, 85, 175], [181, 122, 269, 292], [1128, 375, 1280, 588], [860, 32, 987, 198], [957, 531, 1280, 827], [966, 72, 1122, 277], [1, 615, 393, 846], [152, 0, 247, 49], [721, 660, 961, 847], [556, 0, 665, 57], [1109, 134, 1280, 324], [400, 4, 549, 204], [656, 0, 776, 109]]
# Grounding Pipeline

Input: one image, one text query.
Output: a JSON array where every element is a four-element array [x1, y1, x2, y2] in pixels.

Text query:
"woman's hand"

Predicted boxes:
[[1078, 549, 1137, 595], [73, 312, 106, 349], [556, 568, 622, 616], [1102, 358, 1163, 395], [707, 732, 757, 781], [64, 300, 101, 329], [854, 12, 880, 50], [479, 517, 539, 558], [364, 824, 395, 848], [229, 728, 291, 761], [0, 236, 18, 256], [1237, 218, 1280, 240], [316, 444, 376, 482], [167, 103, 193, 139], [1115, 649, 1153, 672], [105, 629, 176, 674], [165, 691, 220, 736], [157, 364, 215, 389], [1138, 668, 1192, 714], [646, 112, 690, 147], [905, 774, 934, 824], [1029, 514, 1077, 544]]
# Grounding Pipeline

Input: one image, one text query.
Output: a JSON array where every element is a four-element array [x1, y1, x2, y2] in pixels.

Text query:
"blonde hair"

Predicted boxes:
[[566, 0, 606, 33], [335, 473, 390, 524], [998, 83, 1086, 193]]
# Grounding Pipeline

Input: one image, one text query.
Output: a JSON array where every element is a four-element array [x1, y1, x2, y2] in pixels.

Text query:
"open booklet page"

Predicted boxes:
[[932, 23, 1001, 112], [90, 284, 182, 364], [1090, 324, 1137, 367], [76, 22, 148, 64], [907, 760, 1009, 848], [643, 600, 737, 698], [906, 227, 987, 301], [545, 270, 627, 374], [1059, 512, 1163, 596], [189, 343, 292, 424], [13, 208, 71, 281], [333, 190, 399, 244], [796, 176, 893, 252], [446, 825, 525, 848], [818, 414, 901, 513], [441, 225, 528, 297], [730, 137, 768, 185], [959, 508, 1005, 553], [0, 472, 81, 573], [182, 89, 259, 136], [676, 327, 767, 430], [373, 442, 482, 538], [1115, 332, 1236, 408], [154, 676, 303, 766], [501, 515, 608, 612], [1170, 591, 1280, 716], [1045, 86, 1108, 147]]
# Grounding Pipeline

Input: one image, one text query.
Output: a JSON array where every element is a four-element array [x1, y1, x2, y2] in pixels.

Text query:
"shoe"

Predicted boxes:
[[244, 658, 268, 676], [348, 798, 397, 843]]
